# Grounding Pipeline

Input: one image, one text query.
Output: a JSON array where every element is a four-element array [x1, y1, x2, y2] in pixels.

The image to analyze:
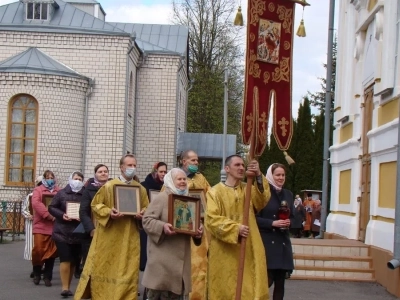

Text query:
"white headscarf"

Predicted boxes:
[[163, 168, 188, 196], [69, 171, 84, 193], [266, 164, 283, 192]]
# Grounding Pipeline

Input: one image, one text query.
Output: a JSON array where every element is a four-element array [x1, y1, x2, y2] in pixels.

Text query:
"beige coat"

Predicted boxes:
[[142, 191, 201, 295]]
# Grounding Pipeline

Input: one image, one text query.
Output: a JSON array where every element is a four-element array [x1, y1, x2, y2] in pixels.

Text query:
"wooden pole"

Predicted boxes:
[[235, 127, 256, 300]]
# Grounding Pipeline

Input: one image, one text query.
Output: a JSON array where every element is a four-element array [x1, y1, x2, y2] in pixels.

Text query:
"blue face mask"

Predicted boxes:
[[188, 165, 198, 174], [46, 179, 55, 187], [124, 168, 136, 179], [176, 189, 186, 195]]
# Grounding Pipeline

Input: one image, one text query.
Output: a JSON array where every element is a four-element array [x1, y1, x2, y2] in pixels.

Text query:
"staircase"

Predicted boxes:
[[291, 238, 375, 282]]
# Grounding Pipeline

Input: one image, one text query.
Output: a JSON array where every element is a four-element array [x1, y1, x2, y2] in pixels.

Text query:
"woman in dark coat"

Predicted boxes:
[[290, 197, 305, 238], [79, 164, 110, 270], [48, 171, 85, 297], [139, 162, 167, 270], [256, 163, 294, 300]]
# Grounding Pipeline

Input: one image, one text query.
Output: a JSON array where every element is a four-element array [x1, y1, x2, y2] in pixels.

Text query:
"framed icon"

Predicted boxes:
[[149, 189, 160, 202], [168, 194, 200, 236], [42, 194, 54, 208], [66, 201, 80, 219], [188, 189, 207, 219], [114, 184, 141, 216]]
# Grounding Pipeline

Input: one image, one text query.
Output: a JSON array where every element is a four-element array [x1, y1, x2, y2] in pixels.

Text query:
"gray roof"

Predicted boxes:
[[64, 0, 106, 16], [0, 47, 88, 79], [0, 0, 128, 36], [177, 133, 237, 160], [109, 23, 188, 56]]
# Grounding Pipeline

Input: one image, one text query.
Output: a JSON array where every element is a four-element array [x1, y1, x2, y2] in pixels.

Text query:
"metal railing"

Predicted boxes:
[[0, 201, 25, 241]]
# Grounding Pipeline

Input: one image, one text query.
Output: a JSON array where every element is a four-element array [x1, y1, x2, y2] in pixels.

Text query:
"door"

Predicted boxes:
[[358, 85, 373, 241]]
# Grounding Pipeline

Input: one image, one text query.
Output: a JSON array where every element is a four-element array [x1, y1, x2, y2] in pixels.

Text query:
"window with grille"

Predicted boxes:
[[6, 95, 38, 185], [26, 3, 48, 20]]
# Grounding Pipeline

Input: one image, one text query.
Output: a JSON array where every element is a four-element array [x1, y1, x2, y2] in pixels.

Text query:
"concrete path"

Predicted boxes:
[[0, 239, 397, 299]]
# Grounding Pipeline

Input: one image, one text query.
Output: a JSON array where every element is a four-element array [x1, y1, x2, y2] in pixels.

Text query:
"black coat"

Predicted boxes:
[[79, 178, 99, 235], [256, 184, 295, 270], [291, 204, 306, 229], [48, 184, 84, 244], [139, 173, 164, 271]]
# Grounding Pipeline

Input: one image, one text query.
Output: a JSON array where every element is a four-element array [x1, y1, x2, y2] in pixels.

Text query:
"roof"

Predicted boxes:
[[109, 23, 188, 56], [177, 133, 237, 160], [64, 0, 106, 17], [0, 1, 189, 56], [0, 0, 129, 36], [0, 47, 88, 79]]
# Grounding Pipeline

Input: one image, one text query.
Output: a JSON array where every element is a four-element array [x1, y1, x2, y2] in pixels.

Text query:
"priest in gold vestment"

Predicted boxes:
[[74, 154, 149, 300], [205, 155, 271, 300]]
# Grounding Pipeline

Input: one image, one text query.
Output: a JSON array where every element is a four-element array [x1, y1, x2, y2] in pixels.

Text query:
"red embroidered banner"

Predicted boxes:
[[241, 0, 294, 155]]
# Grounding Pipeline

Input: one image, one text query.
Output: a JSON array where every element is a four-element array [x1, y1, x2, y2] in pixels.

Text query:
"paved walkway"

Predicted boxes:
[[0, 239, 398, 299]]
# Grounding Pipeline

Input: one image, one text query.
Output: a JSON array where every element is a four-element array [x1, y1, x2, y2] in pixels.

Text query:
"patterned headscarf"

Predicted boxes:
[[266, 164, 283, 192], [163, 168, 188, 196]]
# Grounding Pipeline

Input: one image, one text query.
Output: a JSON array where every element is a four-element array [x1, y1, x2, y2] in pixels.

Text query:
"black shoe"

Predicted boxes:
[[33, 275, 40, 285], [30, 272, 34, 278], [61, 290, 69, 297], [67, 290, 73, 296], [43, 278, 52, 287]]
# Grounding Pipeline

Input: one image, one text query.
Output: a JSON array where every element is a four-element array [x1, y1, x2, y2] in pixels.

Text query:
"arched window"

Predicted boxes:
[[6, 94, 38, 185], [128, 72, 134, 117]]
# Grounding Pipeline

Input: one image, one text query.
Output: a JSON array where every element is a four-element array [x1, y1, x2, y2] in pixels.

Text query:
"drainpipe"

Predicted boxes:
[[123, 36, 135, 155], [318, 0, 336, 239], [174, 58, 185, 167], [387, 110, 400, 269], [185, 80, 193, 131], [82, 78, 95, 173], [133, 52, 145, 155]]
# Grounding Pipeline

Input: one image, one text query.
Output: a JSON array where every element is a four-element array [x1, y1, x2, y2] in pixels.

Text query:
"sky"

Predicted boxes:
[[0, 0, 338, 117]]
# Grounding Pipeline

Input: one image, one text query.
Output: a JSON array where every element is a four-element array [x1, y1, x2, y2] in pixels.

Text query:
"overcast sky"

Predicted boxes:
[[0, 0, 338, 117]]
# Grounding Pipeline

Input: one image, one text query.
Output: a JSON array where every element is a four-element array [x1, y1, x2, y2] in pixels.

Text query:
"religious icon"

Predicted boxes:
[[188, 189, 207, 219], [113, 185, 141, 216], [168, 194, 200, 236], [257, 18, 281, 64], [278, 200, 290, 231]]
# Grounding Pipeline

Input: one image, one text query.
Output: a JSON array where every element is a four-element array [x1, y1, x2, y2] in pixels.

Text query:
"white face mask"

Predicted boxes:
[[70, 180, 84, 192], [124, 167, 136, 178]]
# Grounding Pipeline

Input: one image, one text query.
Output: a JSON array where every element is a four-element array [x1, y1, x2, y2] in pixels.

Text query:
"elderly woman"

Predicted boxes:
[[256, 163, 295, 300], [31, 170, 60, 287], [49, 171, 85, 297], [142, 168, 203, 300]]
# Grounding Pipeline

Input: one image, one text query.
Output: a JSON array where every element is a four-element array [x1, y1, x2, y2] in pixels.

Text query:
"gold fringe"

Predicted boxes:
[[234, 6, 244, 26], [283, 151, 295, 165], [296, 19, 306, 37]]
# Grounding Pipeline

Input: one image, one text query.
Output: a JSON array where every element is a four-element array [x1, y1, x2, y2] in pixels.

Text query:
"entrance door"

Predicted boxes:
[[358, 85, 373, 241]]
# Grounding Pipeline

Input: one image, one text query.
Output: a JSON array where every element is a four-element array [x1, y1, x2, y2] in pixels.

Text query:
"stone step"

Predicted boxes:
[[294, 254, 372, 269], [292, 266, 374, 280], [292, 244, 369, 256], [290, 275, 376, 282]]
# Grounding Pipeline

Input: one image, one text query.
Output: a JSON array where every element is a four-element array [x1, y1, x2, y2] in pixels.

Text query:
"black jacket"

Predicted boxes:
[[291, 204, 306, 229], [49, 184, 84, 244], [79, 178, 100, 235], [256, 184, 295, 270], [141, 173, 163, 195]]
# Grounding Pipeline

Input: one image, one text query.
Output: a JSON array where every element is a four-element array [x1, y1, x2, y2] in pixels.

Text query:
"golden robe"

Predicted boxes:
[[205, 177, 271, 300], [74, 178, 149, 300], [303, 199, 315, 231], [187, 173, 210, 300]]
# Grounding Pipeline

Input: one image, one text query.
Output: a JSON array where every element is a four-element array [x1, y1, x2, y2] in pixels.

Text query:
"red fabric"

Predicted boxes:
[[32, 184, 60, 235], [242, 0, 295, 154]]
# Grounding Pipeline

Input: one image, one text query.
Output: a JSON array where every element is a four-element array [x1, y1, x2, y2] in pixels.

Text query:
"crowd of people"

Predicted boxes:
[[290, 193, 322, 239], [21, 150, 322, 300]]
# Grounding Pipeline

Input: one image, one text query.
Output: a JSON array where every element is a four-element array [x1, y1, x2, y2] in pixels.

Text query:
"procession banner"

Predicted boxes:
[[241, 0, 295, 154]]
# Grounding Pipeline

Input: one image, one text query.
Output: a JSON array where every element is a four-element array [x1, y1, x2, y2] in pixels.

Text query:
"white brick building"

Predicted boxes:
[[0, 0, 189, 200]]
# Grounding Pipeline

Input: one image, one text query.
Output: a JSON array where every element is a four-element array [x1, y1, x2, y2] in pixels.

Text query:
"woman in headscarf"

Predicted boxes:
[[31, 170, 60, 287], [22, 175, 43, 278], [256, 163, 295, 300], [49, 171, 85, 297], [142, 168, 203, 300], [139, 162, 167, 267], [79, 164, 110, 271]]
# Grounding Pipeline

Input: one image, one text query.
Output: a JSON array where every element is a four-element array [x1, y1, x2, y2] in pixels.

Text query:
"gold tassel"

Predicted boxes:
[[296, 19, 306, 37], [283, 151, 295, 165], [234, 6, 244, 26]]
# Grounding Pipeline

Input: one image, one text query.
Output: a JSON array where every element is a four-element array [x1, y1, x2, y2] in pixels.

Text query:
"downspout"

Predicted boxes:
[[82, 78, 95, 172], [133, 52, 146, 155], [123, 37, 135, 155], [185, 80, 193, 131], [174, 58, 185, 167], [387, 106, 400, 269]]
